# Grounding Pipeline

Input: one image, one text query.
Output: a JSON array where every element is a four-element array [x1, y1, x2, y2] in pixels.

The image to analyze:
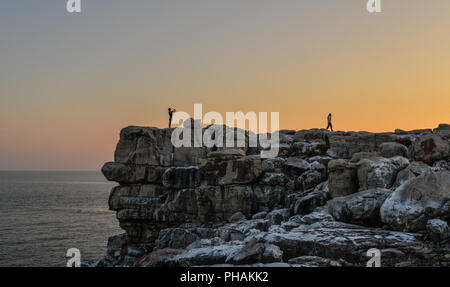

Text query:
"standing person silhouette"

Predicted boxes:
[[168, 108, 176, 128], [326, 113, 333, 132]]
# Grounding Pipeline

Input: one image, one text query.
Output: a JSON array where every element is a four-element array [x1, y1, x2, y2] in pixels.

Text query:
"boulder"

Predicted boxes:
[[152, 240, 281, 266], [262, 244, 284, 263], [380, 142, 408, 158], [380, 170, 450, 232], [392, 161, 430, 188], [219, 219, 268, 236], [329, 188, 392, 226], [297, 161, 327, 190], [434, 124, 450, 140], [225, 239, 266, 264], [356, 156, 409, 191], [328, 159, 359, 198], [292, 190, 328, 215], [285, 157, 310, 176], [114, 126, 173, 166], [426, 219, 450, 242], [409, 134, 449, 164]]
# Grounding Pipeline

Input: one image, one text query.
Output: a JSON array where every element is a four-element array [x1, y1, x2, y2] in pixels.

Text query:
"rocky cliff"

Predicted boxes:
[[98, 123, 450, 267]]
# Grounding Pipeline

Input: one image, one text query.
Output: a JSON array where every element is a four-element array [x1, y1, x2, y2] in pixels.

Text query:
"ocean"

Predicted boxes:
[[0, 171, 122, 267]]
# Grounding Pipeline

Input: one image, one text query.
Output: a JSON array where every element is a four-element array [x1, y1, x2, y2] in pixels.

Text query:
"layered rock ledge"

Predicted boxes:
[[98, 123, 450, 267]]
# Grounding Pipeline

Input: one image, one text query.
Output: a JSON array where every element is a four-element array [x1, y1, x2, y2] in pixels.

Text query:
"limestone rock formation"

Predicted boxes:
[[380, 142, 408, 158], [328, 159, 358, 198], [426, 219, 450, 242], [328, 188, 391, 226], [355, 156, 409, 191], [434, 124, 450, 140], [380, 170, 450, 232], [409, 134, 449, 164], [99, 124, 450, 267]]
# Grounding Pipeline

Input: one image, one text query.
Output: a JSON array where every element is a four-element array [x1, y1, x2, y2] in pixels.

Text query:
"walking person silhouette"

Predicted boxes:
[[168, 108, 176, 128], [326, 113, 333, 132]]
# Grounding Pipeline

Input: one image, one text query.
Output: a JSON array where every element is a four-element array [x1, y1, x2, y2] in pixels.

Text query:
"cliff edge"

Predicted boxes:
[[98, 124, 450, 267]]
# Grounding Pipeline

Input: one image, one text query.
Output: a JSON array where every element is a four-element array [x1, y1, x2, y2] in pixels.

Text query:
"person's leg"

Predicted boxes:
[[330, 123, 333, 132], [326, 123, 330, 130]]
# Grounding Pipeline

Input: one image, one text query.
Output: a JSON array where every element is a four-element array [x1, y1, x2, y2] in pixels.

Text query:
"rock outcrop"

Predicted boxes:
[[329, 188, 391, 226], [380, 170, 450, 232], [99, 123, 450, 267], [328, 159, 358, 198], [409, 134, 449, 164]]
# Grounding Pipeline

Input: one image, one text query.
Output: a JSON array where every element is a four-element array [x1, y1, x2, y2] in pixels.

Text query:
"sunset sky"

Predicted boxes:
[[1, 0, 449, 170]]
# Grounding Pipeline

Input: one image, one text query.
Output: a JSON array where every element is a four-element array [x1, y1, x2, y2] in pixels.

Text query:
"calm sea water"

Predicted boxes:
[[0, 171, 122, 267]]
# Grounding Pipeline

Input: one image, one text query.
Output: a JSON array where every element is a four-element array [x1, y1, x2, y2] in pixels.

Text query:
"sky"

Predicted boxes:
[[0, 0, 449, 170]]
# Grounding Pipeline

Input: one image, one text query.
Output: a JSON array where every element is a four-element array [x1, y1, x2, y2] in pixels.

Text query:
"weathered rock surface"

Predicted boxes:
[[225, 239, 267, 264], [154, 227, 216, 250], [202, 155, 266, 185], [409, 134, 449, 164], [102, 162, 166, 184], [393, 161, 430, 188], [329, 188, 391, 226], [328, 159, 358, 198], [162, 166, 200, 189], [426, 219, 450, 242], [287, 256, 340, 267], [258, 221, 425, 266], [290, 182, 329, 215], [434, 124, 450, 140], [380, 142, 408, 158], [380, 170, 450, 232], [355, 156, 409, 191], [130, 215, 426, 267], [328, 132, 398, 159], [99, 124, 450, 267]]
